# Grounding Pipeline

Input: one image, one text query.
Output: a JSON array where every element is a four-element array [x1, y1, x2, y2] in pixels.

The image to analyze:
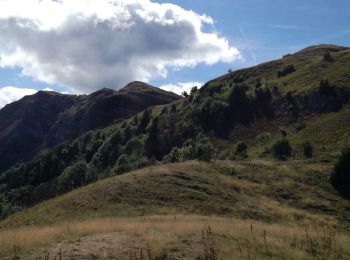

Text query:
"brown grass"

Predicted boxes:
[[1, 215, 350, 259]]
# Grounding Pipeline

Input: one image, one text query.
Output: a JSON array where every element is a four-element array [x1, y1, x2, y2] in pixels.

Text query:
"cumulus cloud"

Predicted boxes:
[[0, 0, 240, 93], [160, 81, 203, 95], [0, 86, 38, 108]]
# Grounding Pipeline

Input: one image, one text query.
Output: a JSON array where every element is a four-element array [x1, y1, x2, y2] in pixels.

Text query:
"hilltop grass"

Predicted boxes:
[[2, 159, 349, 230], [1, 215, 350, 259], [213, 45, 350, 95], [215, 103, 350, 161]]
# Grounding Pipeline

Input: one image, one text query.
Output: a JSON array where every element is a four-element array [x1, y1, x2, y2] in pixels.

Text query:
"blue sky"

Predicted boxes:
[[153, 0, 350, 86], [0, 0, 349, 106]]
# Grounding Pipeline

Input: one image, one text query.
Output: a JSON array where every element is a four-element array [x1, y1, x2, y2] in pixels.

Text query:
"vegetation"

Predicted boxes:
[[0, 39, 349, 260], [234, 141, 248, 158], [256, 132, 272, 152], [277, 64, 295, 77], [272, 139, 292, 160], [0, 45, 350, 219], [1, 215, 349, 259], [333, 148, 350, 189], [302, 141, 314, 158], [1, 159, 350, 259]]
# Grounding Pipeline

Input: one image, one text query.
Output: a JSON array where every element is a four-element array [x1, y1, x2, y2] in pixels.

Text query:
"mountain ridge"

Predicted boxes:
[[0, 82, 181, 173], [0, 44, 349, 219]]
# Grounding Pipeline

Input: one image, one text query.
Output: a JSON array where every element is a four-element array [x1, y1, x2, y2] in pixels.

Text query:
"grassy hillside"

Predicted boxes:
[[3, 160, 350, 228], [1, 160, 350, 258], [1, 44, 349, 219]]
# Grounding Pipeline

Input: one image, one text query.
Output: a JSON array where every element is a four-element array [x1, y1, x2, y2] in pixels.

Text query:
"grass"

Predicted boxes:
[[1, 215, 350, 259], [0, 162, 341, 227], [1, 159, 350, 258], [2, 159, 349, 229]]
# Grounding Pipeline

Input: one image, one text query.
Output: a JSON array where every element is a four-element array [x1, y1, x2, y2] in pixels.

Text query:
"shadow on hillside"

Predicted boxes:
[[331, 177, 350, 200]]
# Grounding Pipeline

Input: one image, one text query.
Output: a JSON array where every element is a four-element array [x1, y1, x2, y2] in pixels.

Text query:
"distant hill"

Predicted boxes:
[[1, 44, 350, 218], [0, 82, 181, 173]]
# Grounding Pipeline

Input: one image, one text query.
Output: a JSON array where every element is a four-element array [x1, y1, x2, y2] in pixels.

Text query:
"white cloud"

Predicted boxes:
[[0, 0, 240, 93], [160, 81, 203, 95], [0, 86, 37, 108]]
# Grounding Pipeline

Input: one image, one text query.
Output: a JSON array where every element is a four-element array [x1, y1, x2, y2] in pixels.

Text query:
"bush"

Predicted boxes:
[[256, 132, 272, 151], [234, 141, 248, 157], [163, 147, 183, 163], [272, 139, 292, 160], [193, 97, 229, 136], [57, 161, 87, 193], [113, 154, 131, 175], [323, 52, 334, 62], [302, 141, 313, 158], [228, 84, 254, 124], [319, 79, 333, 95], [277, 64, 295, 78], [332, 148, 350, 188], [195, 135, 215, 162]]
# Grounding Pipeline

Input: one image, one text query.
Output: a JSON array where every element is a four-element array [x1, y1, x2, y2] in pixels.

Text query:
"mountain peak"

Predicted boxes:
[[120, 81, 157, 92], [293, 44, 348, 56]]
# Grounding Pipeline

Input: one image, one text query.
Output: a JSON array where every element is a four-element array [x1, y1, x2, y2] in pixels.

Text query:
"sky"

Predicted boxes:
[[0, 0, 349, 107]]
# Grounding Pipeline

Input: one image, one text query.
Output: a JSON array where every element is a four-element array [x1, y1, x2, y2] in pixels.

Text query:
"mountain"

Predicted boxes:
[[1, 44, 350, 217], [1, 44, 350, 259], [0, 82, 181, 173]]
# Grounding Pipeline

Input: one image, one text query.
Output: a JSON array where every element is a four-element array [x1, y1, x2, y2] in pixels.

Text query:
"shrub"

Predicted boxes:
[[228, 84, 254, 124], [277, 64, 295, 77], [302, 141, 313, 158], [163, 147, 183, 163], [256, 132, 272, 151], [137, 108, 151, 133], [113, 154, 131, 175], [193, 97, 229, 136], [319, 79, 333, 95], [295, 121, 306, 131], [234, 141, 248, 158], [272, 139, 292, 160], [57, 161, 87, 193], [191, 86, 198, 95], [332, 148, 350, 188], [182, 91, 188, 97], [323, 52, 334, 62], [195, 135, 215, 162]]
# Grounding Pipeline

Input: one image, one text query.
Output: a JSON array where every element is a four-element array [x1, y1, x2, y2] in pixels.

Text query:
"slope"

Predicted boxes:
[[0, 82, 181, 173], [1, 44, 349, 218], [1, 159, 350, 259]]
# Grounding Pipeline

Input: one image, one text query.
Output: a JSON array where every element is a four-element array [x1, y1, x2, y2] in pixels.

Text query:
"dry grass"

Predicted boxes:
[[1, 215, 350, 259]]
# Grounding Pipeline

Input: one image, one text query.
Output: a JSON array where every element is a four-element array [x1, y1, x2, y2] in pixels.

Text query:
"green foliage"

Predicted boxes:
[[113, 154, 131, 175], [323, 52, 334, 62], [332, 148, 350, 188], [255, 86, 273, 117], [302, 141, 313, 158], [228, 84, 254, 124], [234, 141, 248, 158], [163, 147, 183, 163], [272, 139, 292, 160], [57, 161, 87, 194], [190, 86, 198, 95], [195, 137, 215, 162], [277, 64, 295, 78], [256, 132, 272, 151], [193, 97, 229, 135], [137, 108, 151, 133]]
